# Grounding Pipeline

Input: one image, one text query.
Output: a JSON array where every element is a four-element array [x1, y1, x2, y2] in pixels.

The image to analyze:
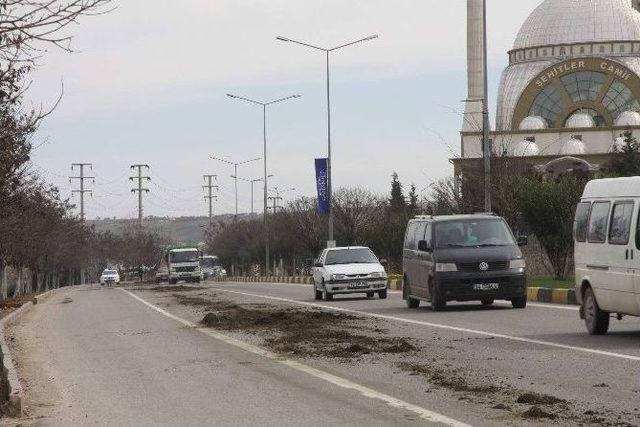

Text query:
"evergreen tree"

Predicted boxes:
[[408, 184, 419, 215], [389, 172, 405, 211]]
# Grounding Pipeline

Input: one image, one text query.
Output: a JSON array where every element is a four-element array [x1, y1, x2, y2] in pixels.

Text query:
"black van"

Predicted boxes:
[[402, 214, 527, 311]]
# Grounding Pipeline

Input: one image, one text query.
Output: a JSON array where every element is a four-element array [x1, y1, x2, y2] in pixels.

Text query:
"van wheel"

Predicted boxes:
[[430, 284, 446, 312], [481, 298, 494, 306], [170, 279, 178, 285], [314, 283, 322, 300], [404, 278, 420, 308], [511, 295, 527, 309], [584, 287, 609, 335], [366, 292, 375, 298], [378, 289, 388, 299]]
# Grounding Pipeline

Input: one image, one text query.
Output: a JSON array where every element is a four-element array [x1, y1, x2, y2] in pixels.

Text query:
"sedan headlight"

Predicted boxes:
[[331, 274, 347, 280], [509, 259, 526, 269], [370, 272, 386, 279], [435, 263, 458, 272]]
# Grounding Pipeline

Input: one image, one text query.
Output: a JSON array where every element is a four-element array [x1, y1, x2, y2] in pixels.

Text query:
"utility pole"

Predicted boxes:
[[202, 175, 219, 224], [70, 163, 94, 221], [211, 155, 260, 220], [129, 164, 150, 229]]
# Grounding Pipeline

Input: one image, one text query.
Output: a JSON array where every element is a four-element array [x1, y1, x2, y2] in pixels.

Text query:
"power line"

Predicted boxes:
[[129, 164, 150, 229], [69, 163, 94, 222]]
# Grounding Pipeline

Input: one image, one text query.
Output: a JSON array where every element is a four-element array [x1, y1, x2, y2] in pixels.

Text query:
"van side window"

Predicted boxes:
[[587, 201, 611, 243], [609, 201, 634, 245], [574, 202, 591, 242], [415, 222, 427, 248], [404, 222, 417, 249]]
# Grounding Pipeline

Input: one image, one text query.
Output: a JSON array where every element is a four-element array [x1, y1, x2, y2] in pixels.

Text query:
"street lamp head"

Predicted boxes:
[[276, 36, 290, 42], [364, 34, 379, 41], [226, 93, 238, 98]]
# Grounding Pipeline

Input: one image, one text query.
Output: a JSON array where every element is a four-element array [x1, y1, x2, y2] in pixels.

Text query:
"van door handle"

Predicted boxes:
[[626, 249, 629, 260], [587, 264, 609, 271]]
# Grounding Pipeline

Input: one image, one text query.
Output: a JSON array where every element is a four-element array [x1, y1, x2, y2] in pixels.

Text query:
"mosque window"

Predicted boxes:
[[599, 45, 605, 53], [603, 81, 640, 118], [542, 49, 547, 56], [620, 44, 626, 53], [529, 85, 565, 127], [579, 46, 585, 54], [561, 71, 606, 102], [559, 47, 566, 55]]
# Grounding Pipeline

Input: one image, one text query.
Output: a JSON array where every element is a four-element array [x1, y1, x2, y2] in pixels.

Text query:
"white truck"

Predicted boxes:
[[166, 247, 202, 284]]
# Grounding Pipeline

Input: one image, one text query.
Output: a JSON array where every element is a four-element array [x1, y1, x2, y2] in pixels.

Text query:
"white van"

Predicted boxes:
[[574, 177, 640, 335]]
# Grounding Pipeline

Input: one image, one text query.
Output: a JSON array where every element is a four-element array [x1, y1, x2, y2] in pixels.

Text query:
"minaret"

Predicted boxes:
[[463, 0, 485, 133]]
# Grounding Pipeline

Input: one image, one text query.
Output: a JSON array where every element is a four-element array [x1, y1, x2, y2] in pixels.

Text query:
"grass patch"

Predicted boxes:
[[527, 276, 573, 289]]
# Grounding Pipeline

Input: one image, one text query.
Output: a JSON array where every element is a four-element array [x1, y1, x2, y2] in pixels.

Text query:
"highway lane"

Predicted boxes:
[[5, 285, 468, 426], [6, 282, 640, 426], [202, 281, 640, 423], [213, 281, 640, 358]]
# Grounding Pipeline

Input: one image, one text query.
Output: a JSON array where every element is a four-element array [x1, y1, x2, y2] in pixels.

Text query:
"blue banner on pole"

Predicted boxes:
[[315, 158, 329, 215]]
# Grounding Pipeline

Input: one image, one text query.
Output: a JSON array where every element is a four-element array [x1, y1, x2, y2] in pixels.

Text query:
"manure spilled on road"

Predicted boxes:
[[173, 292, 418, 359]]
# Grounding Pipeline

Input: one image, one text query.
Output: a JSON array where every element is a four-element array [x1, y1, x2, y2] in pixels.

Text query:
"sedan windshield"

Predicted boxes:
[[325, 248, 378, 265], [103, 270, 117, 275], [435, 219, 516, 249], [170, 251, 199, 263]]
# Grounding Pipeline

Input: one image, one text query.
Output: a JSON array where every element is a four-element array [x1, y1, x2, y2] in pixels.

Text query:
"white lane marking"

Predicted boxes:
[[217, 282, 578, 309], [210, 287, 640, 363], [120, 288, 470, 427]]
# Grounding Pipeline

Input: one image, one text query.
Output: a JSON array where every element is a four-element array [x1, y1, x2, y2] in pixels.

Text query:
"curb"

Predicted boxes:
[[527, 287, 578, 305], [219, 276, 404, 289]]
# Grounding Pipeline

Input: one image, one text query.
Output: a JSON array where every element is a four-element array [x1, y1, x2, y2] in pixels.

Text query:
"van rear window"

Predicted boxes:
[[587, 201, 610, 243], [574, 202, 591, 242]]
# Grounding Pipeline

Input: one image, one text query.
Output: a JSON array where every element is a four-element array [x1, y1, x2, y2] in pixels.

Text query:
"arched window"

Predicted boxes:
[[529, 85, 565, 127], [561, 71, 606, 102]]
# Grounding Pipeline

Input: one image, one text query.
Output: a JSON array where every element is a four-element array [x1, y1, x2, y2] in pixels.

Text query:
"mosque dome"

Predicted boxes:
[[615, 110, 640, 126], [560, 136, 587, 155], [512, 139, 541, 156], [519, 116, 547, 131], [565, 112, 596, 128], [514, 0, 640, 50]]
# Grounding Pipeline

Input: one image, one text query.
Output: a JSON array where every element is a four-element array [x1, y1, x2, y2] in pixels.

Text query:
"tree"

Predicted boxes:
[[407, 184, 419, 216], [389, 172, 405, 212], [332, 187, 378, 246], [514, 174, 587, 279], [604, 131, 640, 177]]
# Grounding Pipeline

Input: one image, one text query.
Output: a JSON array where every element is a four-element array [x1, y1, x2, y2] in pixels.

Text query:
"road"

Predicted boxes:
[[5, 281, 640, 426]]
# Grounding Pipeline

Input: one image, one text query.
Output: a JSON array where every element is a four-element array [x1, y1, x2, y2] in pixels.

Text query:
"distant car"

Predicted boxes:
[[100, 269, 120, 286], [155, 266, 169, 283], [312, 246, 387, 301]]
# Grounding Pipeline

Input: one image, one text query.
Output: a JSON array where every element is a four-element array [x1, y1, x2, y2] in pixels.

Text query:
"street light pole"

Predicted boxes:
[[277, 34, 378, 246], [235, 174, 274, 215], [227, 93, 300, 275], [211, 155, 260, 219]]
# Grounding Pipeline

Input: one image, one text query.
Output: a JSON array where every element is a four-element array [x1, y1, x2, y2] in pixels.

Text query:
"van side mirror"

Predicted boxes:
[[418, 240, 431, 252], [314, 262, 323, 268], [517, 235, 528, 246]]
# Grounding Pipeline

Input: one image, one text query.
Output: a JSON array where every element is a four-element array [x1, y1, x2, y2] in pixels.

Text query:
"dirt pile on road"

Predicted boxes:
[[175, 293, 419, 359]]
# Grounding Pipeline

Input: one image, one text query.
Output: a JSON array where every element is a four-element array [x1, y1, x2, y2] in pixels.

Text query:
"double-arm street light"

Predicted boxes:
[[234, 174, 274, 215], [211, 155, 261, 218], [227, 93, 301, 275], [276, 34, 378, 246]]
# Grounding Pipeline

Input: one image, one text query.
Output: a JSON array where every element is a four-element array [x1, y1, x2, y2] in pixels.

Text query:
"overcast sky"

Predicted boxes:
[[27, 0, 541, 220]]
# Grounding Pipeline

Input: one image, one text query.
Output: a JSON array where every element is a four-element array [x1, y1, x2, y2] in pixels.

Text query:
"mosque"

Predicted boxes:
[[455, 0, 640, 176]]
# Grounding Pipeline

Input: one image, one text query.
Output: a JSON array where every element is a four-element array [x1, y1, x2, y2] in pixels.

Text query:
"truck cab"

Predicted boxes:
[[167, 247, 202, 284]]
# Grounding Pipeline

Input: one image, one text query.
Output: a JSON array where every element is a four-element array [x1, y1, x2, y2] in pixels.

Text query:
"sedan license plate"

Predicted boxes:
[[349, 281, 369, 289], [473, 283, 499, 291]]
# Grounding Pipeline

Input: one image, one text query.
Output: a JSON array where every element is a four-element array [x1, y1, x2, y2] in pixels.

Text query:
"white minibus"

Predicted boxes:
[[574, 177, 640, 334]]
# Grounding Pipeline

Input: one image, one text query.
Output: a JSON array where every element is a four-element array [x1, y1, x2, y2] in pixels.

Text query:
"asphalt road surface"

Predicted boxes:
[[5, 281, 640, 426]]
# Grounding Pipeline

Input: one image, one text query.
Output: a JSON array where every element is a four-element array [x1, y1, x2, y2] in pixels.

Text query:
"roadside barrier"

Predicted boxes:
[[218, 277, 577, 305]]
